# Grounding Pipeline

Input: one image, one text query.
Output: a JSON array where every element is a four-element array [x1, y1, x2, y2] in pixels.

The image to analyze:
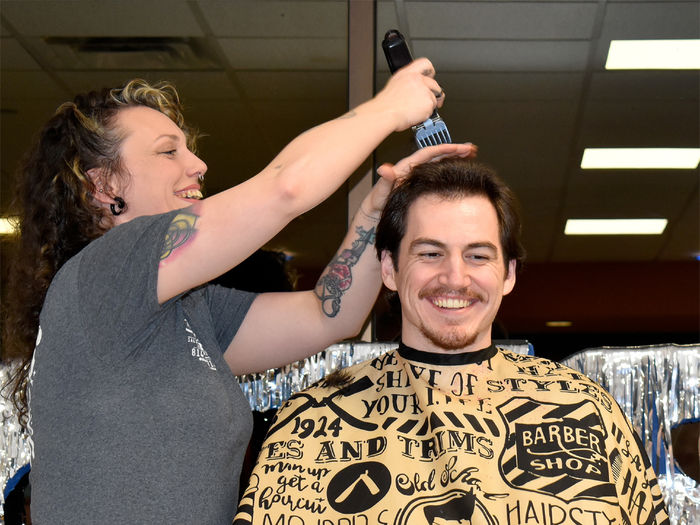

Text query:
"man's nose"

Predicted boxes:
[[437, 254, 471, 288]]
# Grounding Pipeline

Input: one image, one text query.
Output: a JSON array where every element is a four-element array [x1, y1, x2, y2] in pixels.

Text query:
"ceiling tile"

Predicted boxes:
[[236, 71, 346, 100], [601, 1, 699, 40], [437, 72, 585, 101], [406, 1, 599, 39], [564, 171, 698, 217], [581, 99, 699, 147], [375, 2, 400, 37], [414, 40, 591, 71], [1, 0, 203, 37], [53, 71, 238, 100], [589, 71, 699, 101], [199, 0, 347, 37], [218, 37, 346, 70], [0, 71, 69, 99], [0, 37, 41, 70], [444, 100, 577, 185]]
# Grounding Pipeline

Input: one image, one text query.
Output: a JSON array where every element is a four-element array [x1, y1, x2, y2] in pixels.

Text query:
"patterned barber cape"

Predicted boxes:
[[234, 344, 669, 525]]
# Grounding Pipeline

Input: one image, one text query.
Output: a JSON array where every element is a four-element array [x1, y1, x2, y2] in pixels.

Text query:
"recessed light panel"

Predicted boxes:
[[606, 40, 700, 70], [581, 148, 700, 169], [565, 219, 667, 235]]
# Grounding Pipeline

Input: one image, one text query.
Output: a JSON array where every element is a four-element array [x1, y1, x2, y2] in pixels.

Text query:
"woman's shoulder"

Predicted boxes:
[[96, 211, 179, 246], [48, 211, 180, 302]]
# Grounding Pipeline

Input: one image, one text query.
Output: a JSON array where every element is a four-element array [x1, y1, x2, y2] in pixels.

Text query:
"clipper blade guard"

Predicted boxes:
[[414, 115, 452, 148]]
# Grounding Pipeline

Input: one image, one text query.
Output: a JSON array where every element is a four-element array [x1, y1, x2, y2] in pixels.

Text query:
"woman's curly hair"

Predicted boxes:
[[2, 79, 200, 426]]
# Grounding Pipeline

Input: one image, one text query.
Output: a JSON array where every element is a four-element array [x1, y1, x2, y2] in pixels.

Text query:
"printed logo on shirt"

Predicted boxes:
[[184, 318, 216, 371], [497, 397, 617, 503], [327, 461, 392, 513], [394, 489, 498, 525]]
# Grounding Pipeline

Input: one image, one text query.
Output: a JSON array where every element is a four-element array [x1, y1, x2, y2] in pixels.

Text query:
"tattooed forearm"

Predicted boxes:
[[314, 225, 376, 318], [160, 211, 198, 264]]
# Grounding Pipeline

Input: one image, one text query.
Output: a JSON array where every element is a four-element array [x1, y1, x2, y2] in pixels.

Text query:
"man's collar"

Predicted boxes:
[[397, 342, 497, 365]]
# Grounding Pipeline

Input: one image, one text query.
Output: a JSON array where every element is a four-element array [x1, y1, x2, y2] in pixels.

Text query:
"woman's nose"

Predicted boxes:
[[188, 153, 208, 179]]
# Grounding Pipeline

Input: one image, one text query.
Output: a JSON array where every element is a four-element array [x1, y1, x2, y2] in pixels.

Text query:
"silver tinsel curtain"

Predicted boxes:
[[562, 344, 700, 524]]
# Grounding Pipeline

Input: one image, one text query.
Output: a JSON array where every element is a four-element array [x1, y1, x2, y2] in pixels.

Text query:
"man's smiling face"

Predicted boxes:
[[381, 193, 516, 353]]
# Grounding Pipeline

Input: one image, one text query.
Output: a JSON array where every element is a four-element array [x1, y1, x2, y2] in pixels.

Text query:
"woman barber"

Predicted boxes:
[[3, 58, 475, 523]]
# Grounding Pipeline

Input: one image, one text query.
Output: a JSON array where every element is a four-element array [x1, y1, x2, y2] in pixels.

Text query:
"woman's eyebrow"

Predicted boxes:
[[154, 133, 181, 143]]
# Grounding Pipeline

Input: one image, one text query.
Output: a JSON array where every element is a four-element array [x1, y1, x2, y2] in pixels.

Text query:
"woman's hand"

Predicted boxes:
[[370, 58, 446, 133], [360, 142, 479, 218]]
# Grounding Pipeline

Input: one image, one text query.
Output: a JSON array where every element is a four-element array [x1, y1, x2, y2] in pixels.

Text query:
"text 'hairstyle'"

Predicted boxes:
[[2, 79, 199, 425], [375, 158, 526, 272]]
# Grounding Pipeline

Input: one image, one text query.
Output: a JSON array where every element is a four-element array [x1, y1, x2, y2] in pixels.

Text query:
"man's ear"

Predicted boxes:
[[380, 250, 398, 291], [86, 167, 115, 206], [503, 259, 517, 296]]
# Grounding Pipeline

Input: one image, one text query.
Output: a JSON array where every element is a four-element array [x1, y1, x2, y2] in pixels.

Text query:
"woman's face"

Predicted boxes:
[[110, 105, 207, 223]]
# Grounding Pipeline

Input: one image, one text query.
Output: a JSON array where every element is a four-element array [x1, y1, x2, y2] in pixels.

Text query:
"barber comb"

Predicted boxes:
[[382, 29, 452, 148]]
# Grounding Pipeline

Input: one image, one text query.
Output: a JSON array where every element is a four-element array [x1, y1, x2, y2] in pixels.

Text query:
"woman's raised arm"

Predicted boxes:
[[156, 58, 444, 304]]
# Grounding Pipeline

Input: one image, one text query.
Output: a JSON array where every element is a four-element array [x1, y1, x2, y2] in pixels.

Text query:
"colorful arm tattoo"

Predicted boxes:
[[159, 211, 198, 264], [314, 225, 376, 318]]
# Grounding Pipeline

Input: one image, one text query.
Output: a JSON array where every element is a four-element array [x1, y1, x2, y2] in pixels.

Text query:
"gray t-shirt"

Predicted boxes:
[[28, 211, 257, 524]]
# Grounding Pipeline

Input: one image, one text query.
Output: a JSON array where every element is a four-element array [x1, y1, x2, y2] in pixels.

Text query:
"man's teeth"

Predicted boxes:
[[433, 297, 474, 309], [175, 189, 203, 199]]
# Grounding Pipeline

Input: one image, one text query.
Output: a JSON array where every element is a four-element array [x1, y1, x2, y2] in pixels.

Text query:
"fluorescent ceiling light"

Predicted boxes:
[[581, 148, 700, 169], [565, 219, 667, 235], [0, 217, 19, 235], [606, 39, 700, 69]]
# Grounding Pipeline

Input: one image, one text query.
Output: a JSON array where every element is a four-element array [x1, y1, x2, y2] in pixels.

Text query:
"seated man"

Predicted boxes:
[[234, 159, 669, 525]]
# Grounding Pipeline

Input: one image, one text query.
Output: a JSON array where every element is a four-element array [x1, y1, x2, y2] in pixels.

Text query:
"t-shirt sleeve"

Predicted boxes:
[[204, 283, 257, 351], [76, 211, 179, 354]]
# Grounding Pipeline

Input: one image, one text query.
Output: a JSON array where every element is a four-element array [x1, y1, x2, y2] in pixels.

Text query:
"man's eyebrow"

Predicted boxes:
[[467, 242, 498, 253], [409, 238, 447, 251], [409, 239, 499, 253]]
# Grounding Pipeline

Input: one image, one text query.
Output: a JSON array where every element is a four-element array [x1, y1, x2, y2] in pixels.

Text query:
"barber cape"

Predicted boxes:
[[234, 344, 669, 525]]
